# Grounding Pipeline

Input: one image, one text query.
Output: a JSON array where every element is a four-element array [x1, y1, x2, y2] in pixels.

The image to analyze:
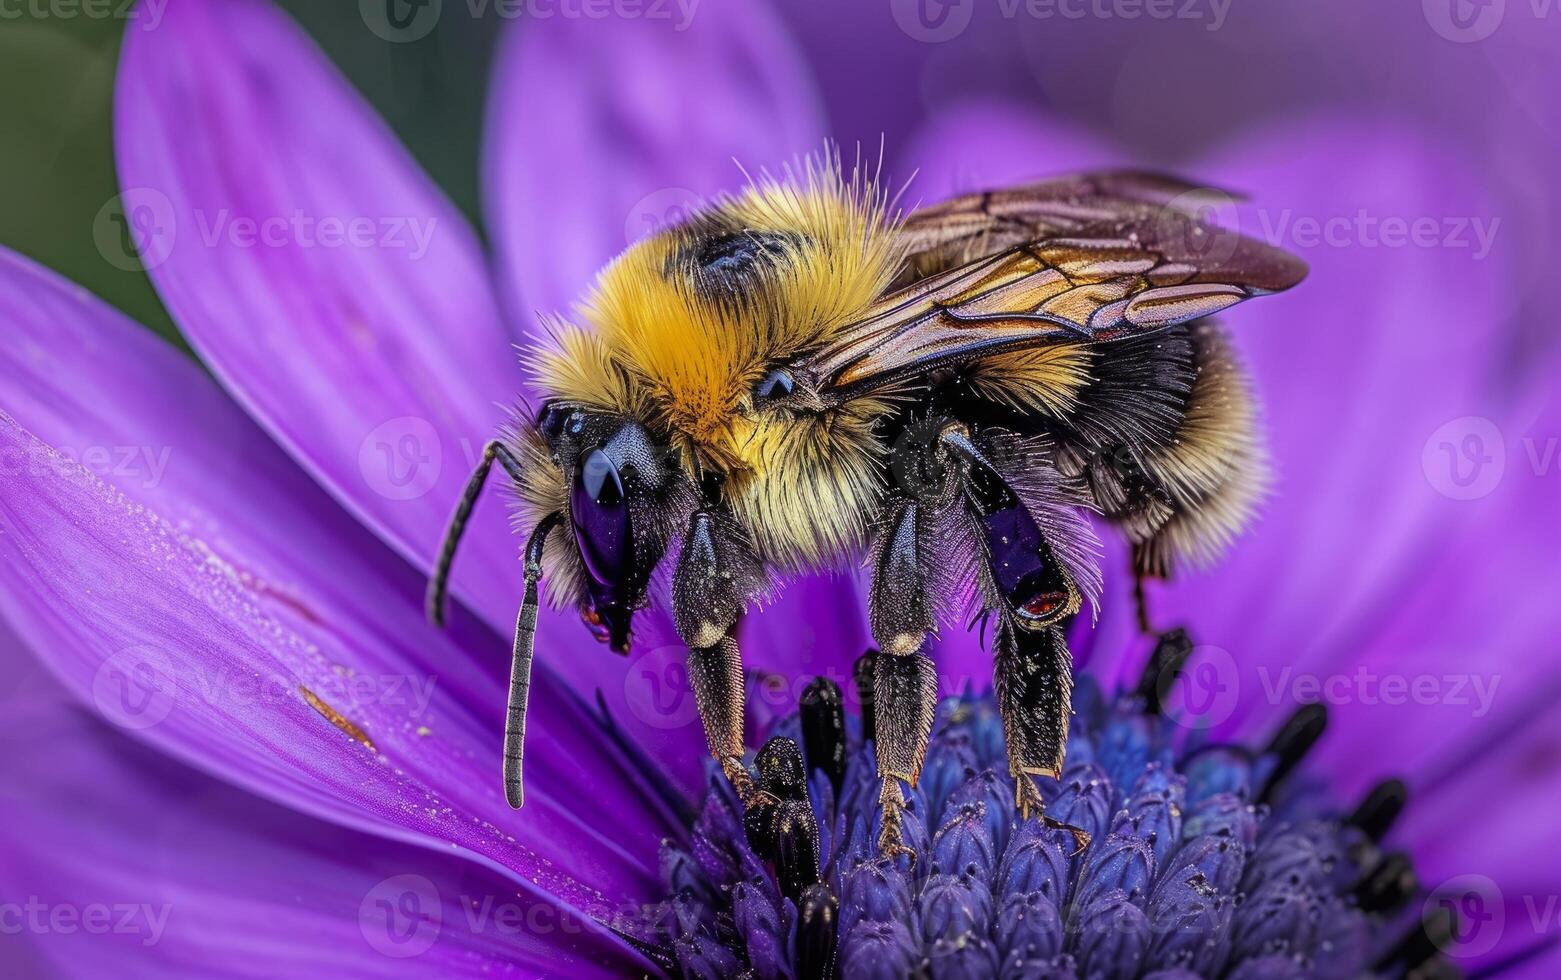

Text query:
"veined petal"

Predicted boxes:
[[0, 249, 676, 932], [0, 660, 640, 977], [115, 0, 521, 627], [483, 0, 823, 328]]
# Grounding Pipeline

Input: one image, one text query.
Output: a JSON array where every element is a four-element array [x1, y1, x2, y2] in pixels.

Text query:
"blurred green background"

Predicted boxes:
[[0, 3, 495, 349]]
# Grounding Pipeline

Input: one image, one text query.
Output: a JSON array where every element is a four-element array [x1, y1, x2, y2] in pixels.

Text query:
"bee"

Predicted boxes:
[[427, 153, 1305, 855]]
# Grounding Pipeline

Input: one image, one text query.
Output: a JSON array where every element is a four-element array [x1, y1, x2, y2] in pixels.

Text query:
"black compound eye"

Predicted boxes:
[[754, 367, 795, 402], [571, 449, 632, 590], [537, 402, 585, 446]]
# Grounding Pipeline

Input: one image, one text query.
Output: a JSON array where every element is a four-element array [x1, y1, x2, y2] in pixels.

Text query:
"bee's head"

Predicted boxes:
[[534, 402, 688, 652]]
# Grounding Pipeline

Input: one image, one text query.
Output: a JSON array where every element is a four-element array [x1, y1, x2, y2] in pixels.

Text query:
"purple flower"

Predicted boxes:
[[1, 0, 1558, 977]]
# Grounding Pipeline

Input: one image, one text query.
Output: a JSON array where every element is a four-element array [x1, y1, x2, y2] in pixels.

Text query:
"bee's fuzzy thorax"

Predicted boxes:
[[527, 151, 905, 569]]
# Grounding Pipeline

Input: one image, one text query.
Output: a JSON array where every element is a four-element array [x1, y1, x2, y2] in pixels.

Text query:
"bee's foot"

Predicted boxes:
[[721, 756, 762, 808], [1041, 814, 1093, 856], [876, 778, 918, 864]]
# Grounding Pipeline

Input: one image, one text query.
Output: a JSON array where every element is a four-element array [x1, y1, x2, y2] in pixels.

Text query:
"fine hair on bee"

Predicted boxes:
[[426, 146, 1306, 855]]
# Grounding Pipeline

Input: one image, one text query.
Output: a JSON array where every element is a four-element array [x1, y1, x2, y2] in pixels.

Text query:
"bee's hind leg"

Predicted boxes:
[[994, 618, 1090, 854], [673, 509, 762, 806], [938, 427, 1091, 854], [866, 500, 940, 860]]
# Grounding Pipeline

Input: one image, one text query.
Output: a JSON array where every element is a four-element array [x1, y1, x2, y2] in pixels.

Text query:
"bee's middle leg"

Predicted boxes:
[[673, 509, 760, 805], [867, 499, 939, 859]]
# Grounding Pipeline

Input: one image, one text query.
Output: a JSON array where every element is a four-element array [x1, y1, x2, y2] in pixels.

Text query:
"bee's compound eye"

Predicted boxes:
[[537, 402, 586, 445], [571, 448, 632, 589], [753, 368, 795, 402]]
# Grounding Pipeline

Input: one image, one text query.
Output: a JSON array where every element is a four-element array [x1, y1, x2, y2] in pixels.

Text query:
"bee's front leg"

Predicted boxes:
[[673, 509, 762, 806], [866, 499, 939, 860]]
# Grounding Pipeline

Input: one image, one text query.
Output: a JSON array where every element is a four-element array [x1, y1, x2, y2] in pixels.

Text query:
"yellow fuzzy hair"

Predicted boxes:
[[525, 152, 905, 569], [964, 344, 1094, 417]]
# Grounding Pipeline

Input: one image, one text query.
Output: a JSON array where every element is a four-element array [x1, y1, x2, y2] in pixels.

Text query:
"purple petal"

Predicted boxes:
[[0, 249, 675, 924], [484, 0, 823, 326], [115, 0, 522, 626], [898, 100, 1133, 205], [0, 653, 641, 977]]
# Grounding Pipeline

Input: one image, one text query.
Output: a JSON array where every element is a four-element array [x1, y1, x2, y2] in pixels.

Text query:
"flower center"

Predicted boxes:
[[629, 633, 1462, 979]]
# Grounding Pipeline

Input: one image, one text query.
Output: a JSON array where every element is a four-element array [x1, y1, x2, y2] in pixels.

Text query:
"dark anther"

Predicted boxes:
[[1348, 778, 1409, 843], [1374, 903, 1458, 976], [772, 798, 822, 903], [800, 677, 848, 795], [855, 650, 879, 745], [756, 736, 808, 802], [1135, 627, 1193, 714], [796, 882, 839, 980], [754, 368, 796, 402], [1258, 702, 1328, 802], [743, 801, 777, 859], [1353, 851, 1418, 913]]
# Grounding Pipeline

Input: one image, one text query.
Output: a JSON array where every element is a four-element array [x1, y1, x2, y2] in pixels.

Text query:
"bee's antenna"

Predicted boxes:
[[504, 511, 562, 809], [426, 440, 529, 627]]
